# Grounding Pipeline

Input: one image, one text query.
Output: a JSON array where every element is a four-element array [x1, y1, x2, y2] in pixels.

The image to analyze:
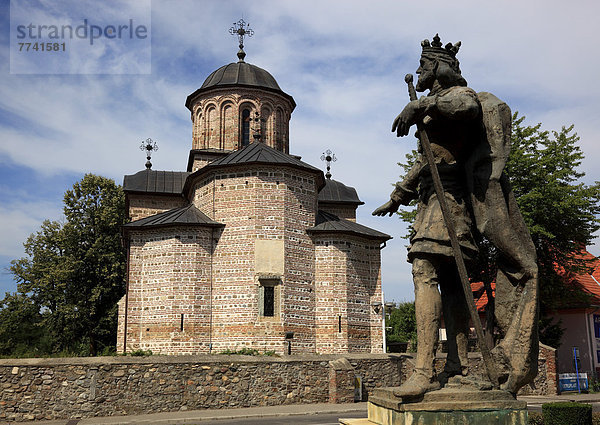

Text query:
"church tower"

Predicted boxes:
[[184, 20, 295, 172]]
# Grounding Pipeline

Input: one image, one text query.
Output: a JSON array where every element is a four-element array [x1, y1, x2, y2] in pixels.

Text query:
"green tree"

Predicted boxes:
[[394, 115, 600, 348], [6, 174, 127, 356], [506, 115, 600, 311], [0, 293, 47, 357], [386, 302, 417, 349]]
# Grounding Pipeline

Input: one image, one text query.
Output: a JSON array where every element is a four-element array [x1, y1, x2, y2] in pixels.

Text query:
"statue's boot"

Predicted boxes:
[[437, 364, 468, 387], [393, 370, 440, 398]]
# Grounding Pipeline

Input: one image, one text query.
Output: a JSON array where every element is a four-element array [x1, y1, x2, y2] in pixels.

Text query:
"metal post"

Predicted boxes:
[[574, 347, 581, 393]]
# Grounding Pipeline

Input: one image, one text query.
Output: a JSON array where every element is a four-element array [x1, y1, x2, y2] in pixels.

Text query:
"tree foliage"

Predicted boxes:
[[2, 174, 127, 357], [506, 115, 600, 313], [386, 302, 417, 348], [394, 115, 600, 347]]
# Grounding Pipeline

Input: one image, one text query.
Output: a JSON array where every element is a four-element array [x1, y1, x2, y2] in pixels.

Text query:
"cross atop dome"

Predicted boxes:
[[229, 18, 254, 63], [321, 149, 337, 179]]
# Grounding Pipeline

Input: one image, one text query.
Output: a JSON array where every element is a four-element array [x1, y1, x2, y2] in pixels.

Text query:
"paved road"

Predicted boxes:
[[21, 394, 600, 425], [183, 411, 366, 425]]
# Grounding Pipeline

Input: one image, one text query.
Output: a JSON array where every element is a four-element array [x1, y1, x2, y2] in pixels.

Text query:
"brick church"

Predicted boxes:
[[117, 27, 391, 355]]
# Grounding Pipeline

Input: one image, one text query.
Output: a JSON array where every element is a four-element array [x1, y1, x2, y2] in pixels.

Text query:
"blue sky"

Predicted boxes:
[[1, 0, 599, 303]]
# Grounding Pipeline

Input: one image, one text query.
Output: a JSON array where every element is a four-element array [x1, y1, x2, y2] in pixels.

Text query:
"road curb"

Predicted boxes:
[[21, 403, 369, 425]]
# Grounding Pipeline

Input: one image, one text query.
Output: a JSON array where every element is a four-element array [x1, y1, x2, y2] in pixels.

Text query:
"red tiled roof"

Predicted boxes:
[[471, 250, 600, 311], [471, 281, 496, 313], [558, 250, 600, 304]]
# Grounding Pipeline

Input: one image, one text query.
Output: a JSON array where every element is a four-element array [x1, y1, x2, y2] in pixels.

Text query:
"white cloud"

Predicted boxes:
[[0, 200, 63, 259]]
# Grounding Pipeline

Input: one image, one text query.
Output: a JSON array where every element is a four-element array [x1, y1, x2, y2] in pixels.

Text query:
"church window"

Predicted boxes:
[[258, 278, 280, 319], [263, 286, 274, 317], [241, 108, 251, 147]]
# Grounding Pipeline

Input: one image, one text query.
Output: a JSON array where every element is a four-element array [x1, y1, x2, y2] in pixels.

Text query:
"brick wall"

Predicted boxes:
[[314, 237, 384, 354], [0, 354, 402, 422], [120, 165, 385, 356], [318, 204, 357, 222], [117, 228, 214, 355], [188, 166, 321, 354], [128, 194, 187, 221], [189, 88, 293, 155]]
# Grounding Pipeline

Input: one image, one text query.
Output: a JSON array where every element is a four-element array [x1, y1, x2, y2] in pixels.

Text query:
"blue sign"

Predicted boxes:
[[559, 373, 588, 392]]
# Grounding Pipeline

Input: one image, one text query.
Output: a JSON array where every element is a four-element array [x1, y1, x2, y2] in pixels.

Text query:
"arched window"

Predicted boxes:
[[241, 108, 251, 147], [276, 108, 285, 152]]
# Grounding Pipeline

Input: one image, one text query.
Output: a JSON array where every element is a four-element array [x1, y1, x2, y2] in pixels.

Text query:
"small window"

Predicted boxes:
[[241, 109, 251, 147], [258, 278, 280, 319], [263, 286, 274, 317]]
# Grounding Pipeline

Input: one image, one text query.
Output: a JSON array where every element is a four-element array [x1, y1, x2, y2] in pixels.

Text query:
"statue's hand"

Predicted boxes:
[[392, 101, 419, 137], [372, 200, 400, 217]]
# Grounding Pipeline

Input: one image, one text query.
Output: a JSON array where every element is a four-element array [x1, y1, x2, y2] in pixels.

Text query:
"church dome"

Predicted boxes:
[[185, 60, 295, 111], [318, 179, 364, 205], [201, 62, 282, 92]]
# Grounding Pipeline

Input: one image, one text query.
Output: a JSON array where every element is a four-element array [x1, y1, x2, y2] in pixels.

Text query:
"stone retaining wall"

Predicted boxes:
[[0, 347, 556, 422], [0, 354, 403, 422]]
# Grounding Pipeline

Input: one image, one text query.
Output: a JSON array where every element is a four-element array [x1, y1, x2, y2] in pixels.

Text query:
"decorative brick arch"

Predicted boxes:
[[239, 101, 256, 148], [275, 107, 287, 152], [220, 101, 235, 150], [261, 102, 274, 147], [203, 103, 218, 149], [192, 107, 203, 149]]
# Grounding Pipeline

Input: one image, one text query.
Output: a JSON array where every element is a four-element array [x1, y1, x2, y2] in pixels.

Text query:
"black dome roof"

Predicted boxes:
[[185, 61, 295, 110], [318, 179, 364, 205], [201, 62, 282, 91]]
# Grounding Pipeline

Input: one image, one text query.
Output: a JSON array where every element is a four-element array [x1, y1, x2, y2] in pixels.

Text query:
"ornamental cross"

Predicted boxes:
[[140, 138, 158, 169], [320, 149, 337, 179], [229, 18, 254, 62]]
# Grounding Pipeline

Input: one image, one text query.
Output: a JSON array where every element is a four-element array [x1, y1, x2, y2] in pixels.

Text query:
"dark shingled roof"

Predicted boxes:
[[307, 211, 391, 241], [208, 141, 320, 171], [185, 62, 295, 110], [202, 62, 282, 91], [318, 178, 364, 205], [123, 204, 223, 230], [183, 142, 325, 196], [123, 170, 190, 195]]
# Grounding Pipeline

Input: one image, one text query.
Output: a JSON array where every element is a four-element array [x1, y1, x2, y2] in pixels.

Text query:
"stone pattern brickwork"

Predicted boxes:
[[314, 237, 384, 354], [117, 228, 214, 355], [128, 194, 187, 221], [318, 204, 357, 222], [0, 354, 402, 422], [121, 164, 385, 355], [193, 165, 324, 354], [189, 88, 293, 157], [315, 239, 350, 353]]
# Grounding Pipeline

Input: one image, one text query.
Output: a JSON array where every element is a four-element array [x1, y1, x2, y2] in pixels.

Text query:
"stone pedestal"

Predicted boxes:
[[340, 387, 528, 425]]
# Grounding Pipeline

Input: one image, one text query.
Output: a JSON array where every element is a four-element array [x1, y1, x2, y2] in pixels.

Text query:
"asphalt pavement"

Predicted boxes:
[[14, 392, 600, 425]]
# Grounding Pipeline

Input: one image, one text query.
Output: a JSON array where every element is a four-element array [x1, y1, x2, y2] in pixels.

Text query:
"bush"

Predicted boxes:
[[219, 348, 278, 356], [528, 412, 543, 424], [542, 402, 592, 425]]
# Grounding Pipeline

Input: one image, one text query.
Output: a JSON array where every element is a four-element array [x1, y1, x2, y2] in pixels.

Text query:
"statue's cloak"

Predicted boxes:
[[465, 92, 539, 393]]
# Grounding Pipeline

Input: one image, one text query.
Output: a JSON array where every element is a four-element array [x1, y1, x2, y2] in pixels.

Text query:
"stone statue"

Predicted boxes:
[[373, 34, 539, 397]]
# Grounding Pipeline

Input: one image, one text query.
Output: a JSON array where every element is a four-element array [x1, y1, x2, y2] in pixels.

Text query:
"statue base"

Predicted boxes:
[[340, 386, 528, 425]]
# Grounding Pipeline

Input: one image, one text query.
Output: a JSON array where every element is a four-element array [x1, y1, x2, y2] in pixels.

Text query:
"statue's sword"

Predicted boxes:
[[404, 74, 500, 388]]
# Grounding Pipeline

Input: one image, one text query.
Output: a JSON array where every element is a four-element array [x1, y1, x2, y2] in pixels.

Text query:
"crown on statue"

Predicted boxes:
[[421, 34, 461, 62]]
